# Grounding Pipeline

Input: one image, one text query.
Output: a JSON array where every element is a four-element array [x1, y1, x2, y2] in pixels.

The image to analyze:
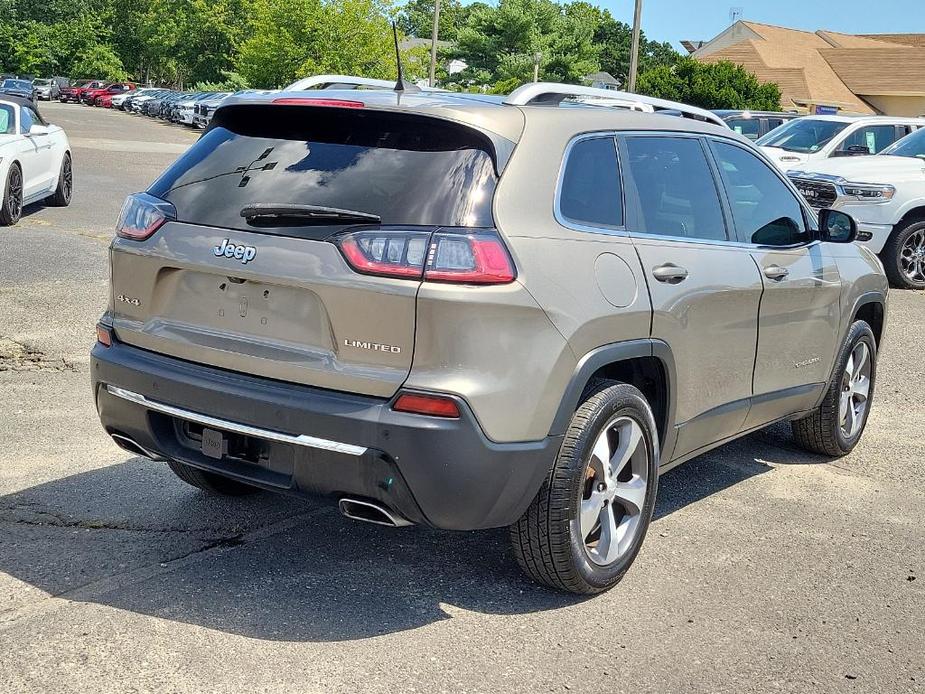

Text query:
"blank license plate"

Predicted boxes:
[[201, 428, 225, 459]]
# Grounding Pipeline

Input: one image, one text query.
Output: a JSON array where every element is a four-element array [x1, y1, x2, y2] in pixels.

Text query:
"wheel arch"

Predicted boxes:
[[894, 205, 925, 232], [549, 339, 678, 464], [851, 292, 886, 348]]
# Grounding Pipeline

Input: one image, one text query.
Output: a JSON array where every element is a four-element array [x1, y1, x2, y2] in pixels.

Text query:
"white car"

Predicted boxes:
[[0, 97, 72, 225], [789, 126, 925, 289], [757, 115, 925, 171], [110, 90, 139, 109]]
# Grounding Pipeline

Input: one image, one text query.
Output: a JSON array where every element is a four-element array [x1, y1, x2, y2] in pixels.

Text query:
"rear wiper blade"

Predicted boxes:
[[240, 203, 380, 224]]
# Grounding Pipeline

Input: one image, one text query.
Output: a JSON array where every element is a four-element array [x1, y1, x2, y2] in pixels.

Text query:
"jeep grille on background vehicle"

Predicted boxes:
[[791, 179, 838, 209]]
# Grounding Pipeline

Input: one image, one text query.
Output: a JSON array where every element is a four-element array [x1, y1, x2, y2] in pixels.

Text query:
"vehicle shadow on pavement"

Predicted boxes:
[[0, 423, 824, 642]]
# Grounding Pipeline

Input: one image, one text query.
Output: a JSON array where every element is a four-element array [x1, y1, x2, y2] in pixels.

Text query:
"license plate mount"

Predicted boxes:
[[201, 427, 226, 460]]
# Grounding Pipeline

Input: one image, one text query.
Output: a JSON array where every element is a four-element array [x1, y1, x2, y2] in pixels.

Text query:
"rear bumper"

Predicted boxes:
[[91, 340, 559, 530]]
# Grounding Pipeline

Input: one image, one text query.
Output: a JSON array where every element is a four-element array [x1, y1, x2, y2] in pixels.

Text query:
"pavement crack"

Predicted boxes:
[[0, 509, 323, 630], [0, 337, 78, 372]]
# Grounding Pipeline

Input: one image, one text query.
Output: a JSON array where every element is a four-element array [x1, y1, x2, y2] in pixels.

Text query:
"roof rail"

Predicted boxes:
[[285, 74, 443, 92], [503, 82, 729, 129]]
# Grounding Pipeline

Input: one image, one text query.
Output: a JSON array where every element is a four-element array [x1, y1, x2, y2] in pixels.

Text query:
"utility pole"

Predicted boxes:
[[533, 52, 542, 83], [429, 0, 441, 88], [627, 0, 643, 92]]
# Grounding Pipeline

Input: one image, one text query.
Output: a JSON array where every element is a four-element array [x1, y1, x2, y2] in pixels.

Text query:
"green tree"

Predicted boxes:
[[637, 57, 781, 110], [236, 0, 399, 88], [71, 42, 127, 80], [397, 0, 467, 41], [447, 0, 599, 90]]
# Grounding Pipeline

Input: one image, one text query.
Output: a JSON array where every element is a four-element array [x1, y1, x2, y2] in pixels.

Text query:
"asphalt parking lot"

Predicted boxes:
[[1, 101, 923, 693]]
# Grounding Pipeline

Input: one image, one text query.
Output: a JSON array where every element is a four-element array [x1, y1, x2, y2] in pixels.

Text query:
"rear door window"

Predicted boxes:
[[557, 136, 623, 229], [837, 125, 898, 154], [727, 118, 761, 140], [148, 105, 503, 234], [622, 136, 728, 242]]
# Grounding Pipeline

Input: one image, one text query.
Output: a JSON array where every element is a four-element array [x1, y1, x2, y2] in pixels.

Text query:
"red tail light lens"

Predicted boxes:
[[272, 98, 365, 108], [336, 230, 431, 280], [335, 229, 515, 285], [116, 193, 175, 240], [392, 392, 460, 418]]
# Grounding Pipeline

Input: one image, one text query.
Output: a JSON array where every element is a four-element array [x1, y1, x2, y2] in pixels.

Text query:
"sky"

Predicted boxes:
[[597, 0, 925, 49]]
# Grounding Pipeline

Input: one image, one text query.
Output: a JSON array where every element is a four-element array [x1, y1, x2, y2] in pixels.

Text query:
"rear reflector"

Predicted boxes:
[[272, 98, 365, 108], [392, 392, 460, 418], [96, 324, 112, 347], [335, 229, 515, 285], [116, 193, 175, 241]]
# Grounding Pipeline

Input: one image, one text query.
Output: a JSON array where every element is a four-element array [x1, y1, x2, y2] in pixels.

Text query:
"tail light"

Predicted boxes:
[[96, 324, 112, 347], [116, 193, 175, 240], [392, 392, 460, 418], [335, 229, 515, 285]]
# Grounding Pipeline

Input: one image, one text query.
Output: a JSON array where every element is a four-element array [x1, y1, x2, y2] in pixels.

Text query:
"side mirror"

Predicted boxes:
[[28, 124, 49, 137], [819, 209, 857, 243]]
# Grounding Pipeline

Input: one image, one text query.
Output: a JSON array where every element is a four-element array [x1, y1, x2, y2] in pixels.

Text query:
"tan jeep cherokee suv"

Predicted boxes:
[[91, 83, 887, 594]]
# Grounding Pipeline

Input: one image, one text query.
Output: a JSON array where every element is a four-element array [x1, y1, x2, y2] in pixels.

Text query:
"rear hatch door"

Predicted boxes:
[[109, 101, 502, 397]]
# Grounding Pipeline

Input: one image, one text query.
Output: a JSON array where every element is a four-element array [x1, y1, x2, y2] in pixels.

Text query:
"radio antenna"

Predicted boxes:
[[392, 22, 421, 93]]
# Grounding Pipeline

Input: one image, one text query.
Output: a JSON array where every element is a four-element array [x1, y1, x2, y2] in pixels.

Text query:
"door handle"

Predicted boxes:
[[763, 265, 790, 281], [652, 263, 689, 284]]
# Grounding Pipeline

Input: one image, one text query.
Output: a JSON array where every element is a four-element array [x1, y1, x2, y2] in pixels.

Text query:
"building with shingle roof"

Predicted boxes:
[[685, 21, 925, 116]]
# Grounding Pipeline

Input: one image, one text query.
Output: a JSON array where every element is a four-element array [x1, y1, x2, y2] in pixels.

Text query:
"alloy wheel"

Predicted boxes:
[[580, 416, 649, 566], [840, 341, 871, 438], [61, 156, 73, 203], [7, 166, 22, 222], [899, 229, 925, 284]]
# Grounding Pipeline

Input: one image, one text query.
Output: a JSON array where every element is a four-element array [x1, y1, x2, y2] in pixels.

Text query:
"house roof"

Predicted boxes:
[[692, 21, 925, 114]]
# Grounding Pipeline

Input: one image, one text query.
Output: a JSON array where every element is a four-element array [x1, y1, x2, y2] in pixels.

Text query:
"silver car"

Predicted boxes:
[[90, 83, 887, 594]]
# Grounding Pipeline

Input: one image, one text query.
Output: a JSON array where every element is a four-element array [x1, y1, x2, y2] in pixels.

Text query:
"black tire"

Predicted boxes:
[[510, 382, 659, 594], [0, 163, 23, 226], [166, 459, 261, 496], [881, 217, 925, 290], [792, 321, 877, 457], [45, 153, 73, 207]]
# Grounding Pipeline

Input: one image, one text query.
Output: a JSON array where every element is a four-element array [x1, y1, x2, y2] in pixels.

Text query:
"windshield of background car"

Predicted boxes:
[[148, 104, 502, 234], [2, 80, 31, 91], [881, 128, 925, 159], [0, 104, 13, 133], [33, 79, 51, 86], [756, 118, 850, 153]]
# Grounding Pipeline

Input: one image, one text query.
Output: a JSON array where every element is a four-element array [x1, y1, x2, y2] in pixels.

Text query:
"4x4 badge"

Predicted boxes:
[[213, 238, 257, 264]]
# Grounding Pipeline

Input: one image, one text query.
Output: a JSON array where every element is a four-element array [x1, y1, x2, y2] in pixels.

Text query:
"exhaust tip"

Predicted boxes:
[[110, 433, 165, 461], [338, 497, 413, 528]]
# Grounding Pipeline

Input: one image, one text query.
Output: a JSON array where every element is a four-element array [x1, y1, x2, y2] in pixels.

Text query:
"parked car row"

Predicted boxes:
[[61, 83, 269, 129]]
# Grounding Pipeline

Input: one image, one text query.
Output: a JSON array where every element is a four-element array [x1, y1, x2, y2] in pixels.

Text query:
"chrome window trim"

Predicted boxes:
[[554, 132, 628, 237], [628, 230, 821, 252], [105, 385, 368, 456]]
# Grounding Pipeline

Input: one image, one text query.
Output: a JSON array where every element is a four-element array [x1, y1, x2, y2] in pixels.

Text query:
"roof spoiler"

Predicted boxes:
[[504, 82, 729, 129], [285, 74, 444, 93]]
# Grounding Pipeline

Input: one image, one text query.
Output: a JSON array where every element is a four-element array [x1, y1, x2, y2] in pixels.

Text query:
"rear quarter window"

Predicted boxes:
[[149, 105, 502, 234]]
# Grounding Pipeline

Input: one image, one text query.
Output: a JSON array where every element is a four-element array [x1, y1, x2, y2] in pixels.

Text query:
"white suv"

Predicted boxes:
[[789, 126, 925, 289], [758, 115, 924, 171]]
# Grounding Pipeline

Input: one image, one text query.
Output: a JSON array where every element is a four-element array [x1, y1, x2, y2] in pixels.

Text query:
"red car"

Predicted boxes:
[[59, 80, 106, 103], [96, 93, 116, 108], [84, 82, 136, 106]]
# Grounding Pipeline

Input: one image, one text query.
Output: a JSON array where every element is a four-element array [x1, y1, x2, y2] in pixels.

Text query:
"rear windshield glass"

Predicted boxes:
[[149, 104, 500, 232]]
